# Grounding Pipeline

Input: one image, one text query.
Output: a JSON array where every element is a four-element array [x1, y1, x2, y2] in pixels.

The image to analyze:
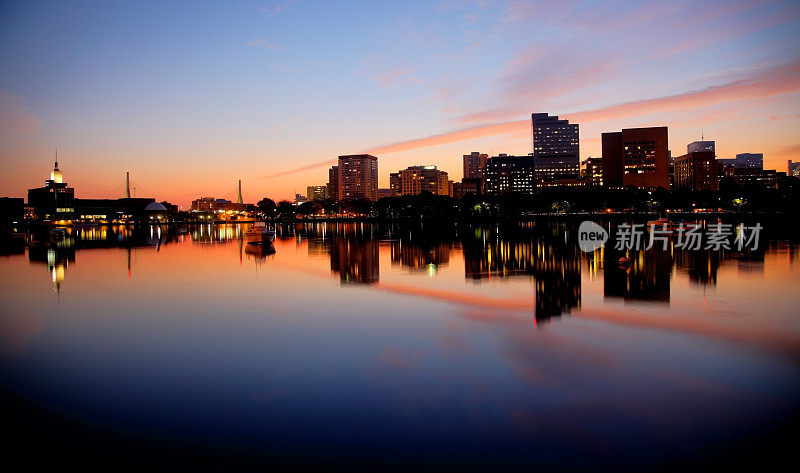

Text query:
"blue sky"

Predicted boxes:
[[1, 0, 799, 205]]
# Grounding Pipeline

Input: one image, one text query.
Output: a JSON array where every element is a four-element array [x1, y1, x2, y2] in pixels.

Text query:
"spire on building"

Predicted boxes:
[[237, 179, 243, 205], [50, 148, 63, 183]]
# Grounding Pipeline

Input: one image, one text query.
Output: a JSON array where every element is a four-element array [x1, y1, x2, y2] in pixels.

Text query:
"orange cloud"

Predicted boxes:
[[566, 60, 800, 124], [258, 158, 337, 180], [366, 120, 529, 155]]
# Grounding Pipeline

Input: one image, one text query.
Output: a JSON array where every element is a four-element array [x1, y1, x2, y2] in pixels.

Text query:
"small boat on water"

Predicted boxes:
[[245, 223, 276, 241]]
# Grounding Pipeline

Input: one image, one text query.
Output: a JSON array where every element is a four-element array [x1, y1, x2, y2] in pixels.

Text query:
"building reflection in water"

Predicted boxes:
[[16, 221, 783, 314], [294, 222, 380, 285], [673, 248, 718, 286], [330, 239, 379, 284], [28, 238, 75, 295], [390, 241, 451, 276], [603, 246, 672, 304], [192, 223, 243, 244], [26, 224, 177, 291], [461, 223, 581, 321]]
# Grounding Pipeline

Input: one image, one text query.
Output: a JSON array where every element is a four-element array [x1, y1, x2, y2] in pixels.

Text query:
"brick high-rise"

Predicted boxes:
[[601, 126, 669, 189]]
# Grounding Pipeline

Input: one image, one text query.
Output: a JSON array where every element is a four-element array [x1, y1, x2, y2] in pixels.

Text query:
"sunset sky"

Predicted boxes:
[[1, 0, 799, 207]]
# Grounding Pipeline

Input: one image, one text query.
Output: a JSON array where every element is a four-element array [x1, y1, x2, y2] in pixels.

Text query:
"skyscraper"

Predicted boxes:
[[462, 152, 487, 180], [337, 154, 378, 201], [531, 113, 579, 180], [602, 126, 669, 189]]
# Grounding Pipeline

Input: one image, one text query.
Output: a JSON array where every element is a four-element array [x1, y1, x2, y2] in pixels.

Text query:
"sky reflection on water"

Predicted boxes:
[[1, 222, 798, 470]]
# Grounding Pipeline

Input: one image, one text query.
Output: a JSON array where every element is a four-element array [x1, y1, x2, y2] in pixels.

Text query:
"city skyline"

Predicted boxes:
[[2, 1, 799, 207]]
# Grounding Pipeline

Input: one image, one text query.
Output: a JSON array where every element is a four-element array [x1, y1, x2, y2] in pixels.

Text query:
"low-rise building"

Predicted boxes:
[[389, 165, 450, 196]]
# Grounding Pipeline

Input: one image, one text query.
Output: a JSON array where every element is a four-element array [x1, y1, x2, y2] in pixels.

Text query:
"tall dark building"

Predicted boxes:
[[327, 165, 339, 201], [337, 154, 378, 201], [602, 126, 669, 189], [531, 113, 579, 181], [28, 159, 75, 220], [674, 151, 718, 191], [484, 155, 536, 195]]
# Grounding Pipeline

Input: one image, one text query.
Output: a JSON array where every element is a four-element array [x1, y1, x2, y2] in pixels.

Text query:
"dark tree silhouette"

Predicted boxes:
[[257, 198, 277, 219]]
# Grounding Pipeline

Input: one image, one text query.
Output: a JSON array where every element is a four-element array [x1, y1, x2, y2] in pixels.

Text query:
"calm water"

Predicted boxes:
[[1, 221, 799, 470]]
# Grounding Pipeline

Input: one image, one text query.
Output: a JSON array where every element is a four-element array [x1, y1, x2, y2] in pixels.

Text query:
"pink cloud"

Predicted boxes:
[[566, 59, 800, 123], [363, 59, 800, 155]]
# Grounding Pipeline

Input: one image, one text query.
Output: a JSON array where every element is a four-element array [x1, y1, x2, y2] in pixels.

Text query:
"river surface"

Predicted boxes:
[[1, 221, 798, 470]]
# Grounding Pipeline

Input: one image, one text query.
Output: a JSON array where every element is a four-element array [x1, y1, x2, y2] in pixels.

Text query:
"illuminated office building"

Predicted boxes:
[[389, 165, 450, 196], [582, 157, 603, 186], [789, 160, 800, 177], [674, 151, 718, 191], [484, 155, 536, 195], [602, 126, 669, 189], [28, 158, 75, 220], [463, 152, 488, 180], [337, 154, 378, 201], [307, 185, 328, 201], [531, 113, 580, 181]]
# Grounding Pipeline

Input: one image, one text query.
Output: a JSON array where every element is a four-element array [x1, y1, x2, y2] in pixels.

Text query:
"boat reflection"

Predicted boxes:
[[245, 240, 276, 261]]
